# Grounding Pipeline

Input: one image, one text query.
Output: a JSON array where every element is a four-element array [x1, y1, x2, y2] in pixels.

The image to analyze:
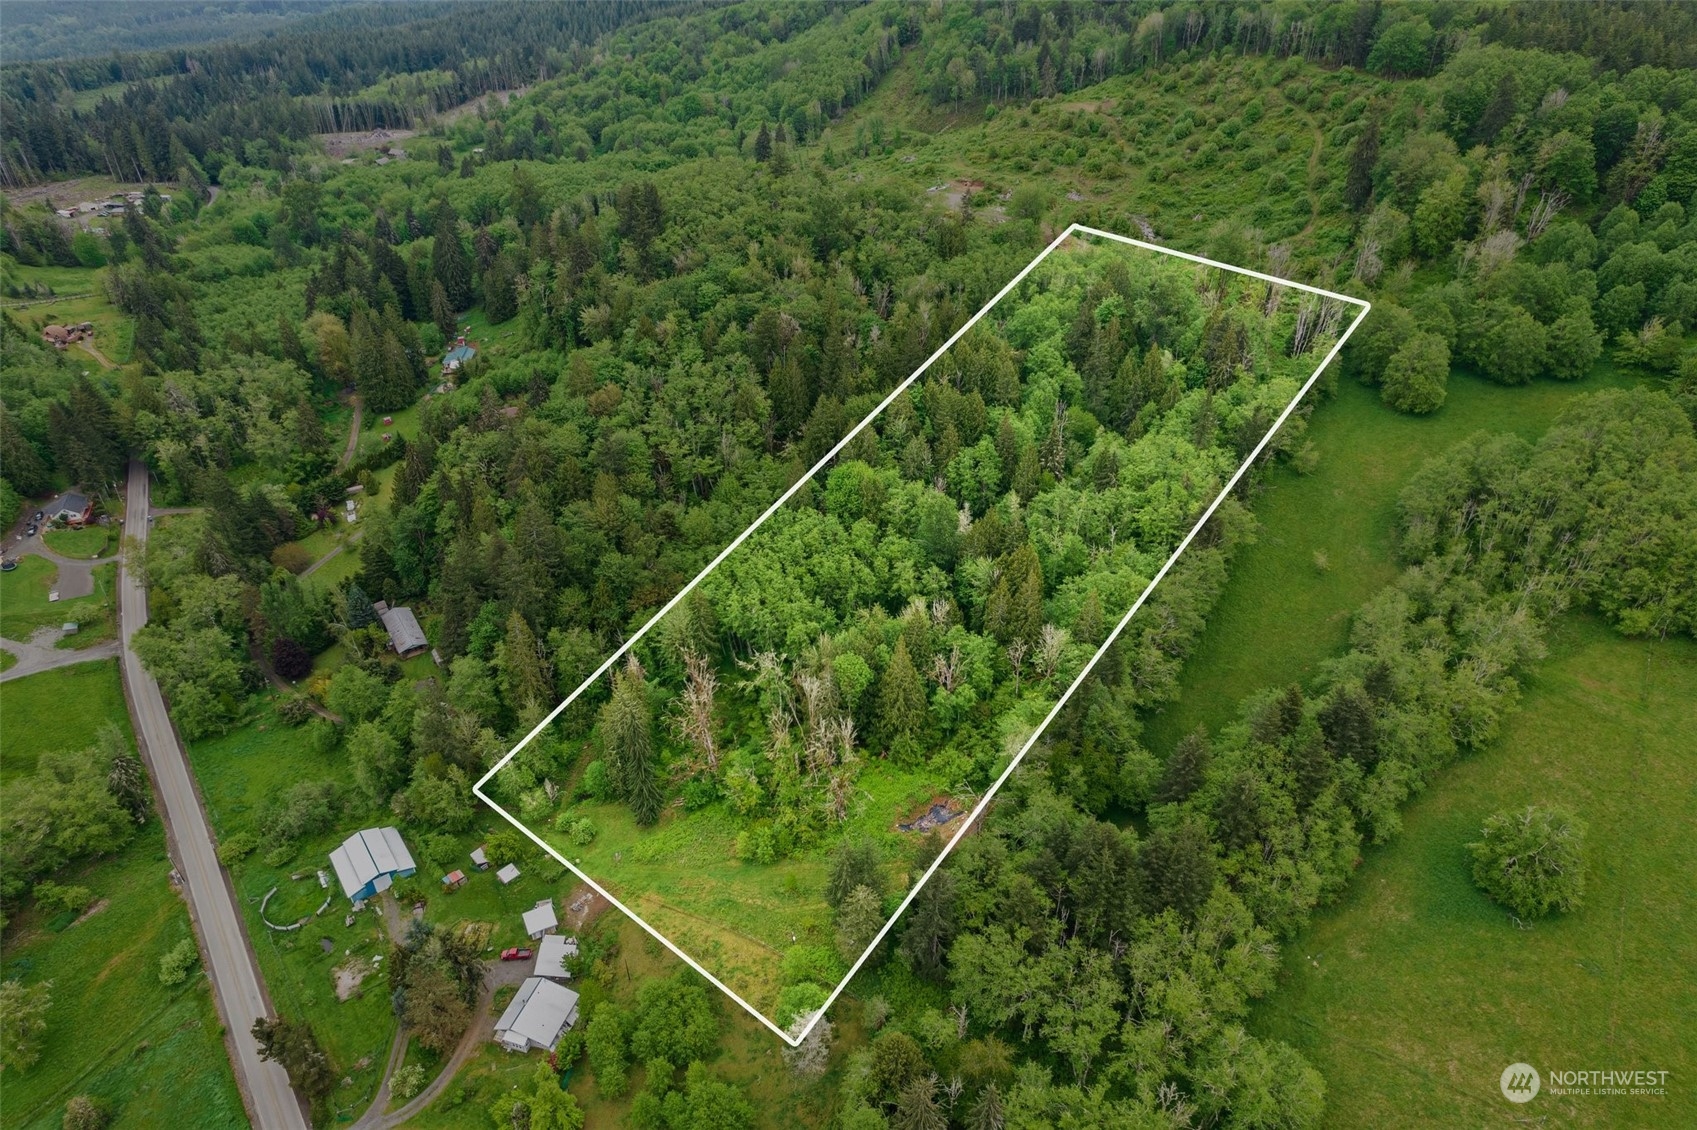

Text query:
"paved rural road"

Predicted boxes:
[[120, 461, 310, 1130]]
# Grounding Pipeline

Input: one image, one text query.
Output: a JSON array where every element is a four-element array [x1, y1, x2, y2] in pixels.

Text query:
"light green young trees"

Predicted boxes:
[[1380, 331, 1450, 414]]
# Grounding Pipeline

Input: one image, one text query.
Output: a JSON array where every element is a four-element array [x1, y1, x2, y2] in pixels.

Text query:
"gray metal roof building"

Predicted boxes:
[[378, 605, 428, 657], [329, 826, 417, 901], [494, 976, 580, 1052]]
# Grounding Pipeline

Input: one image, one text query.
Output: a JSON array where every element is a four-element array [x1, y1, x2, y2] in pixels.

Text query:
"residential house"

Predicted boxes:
[[494, 977, 580, 1053], [49, 491, 94, 526]]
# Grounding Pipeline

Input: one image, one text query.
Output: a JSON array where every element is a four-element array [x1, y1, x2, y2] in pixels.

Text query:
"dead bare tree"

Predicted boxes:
[[1526, 189, 1569, 240], [672, 649, 720, 772]]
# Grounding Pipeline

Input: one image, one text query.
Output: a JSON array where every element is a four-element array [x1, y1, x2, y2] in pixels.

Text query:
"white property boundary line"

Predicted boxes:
[[474, 224, 1370, 1046]]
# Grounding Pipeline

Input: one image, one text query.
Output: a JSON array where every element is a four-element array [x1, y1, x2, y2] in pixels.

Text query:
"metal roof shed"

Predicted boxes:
[[379, 605, 428, 657], [535, 934, 577, 980], [522, 899, 558, 939], [329, 827, 417, 901]]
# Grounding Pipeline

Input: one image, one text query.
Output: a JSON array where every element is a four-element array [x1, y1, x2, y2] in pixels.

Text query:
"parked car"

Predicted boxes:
[[32, 511, 44, 522], [25, 524, 38, 537], [500, 947, 534, 961]]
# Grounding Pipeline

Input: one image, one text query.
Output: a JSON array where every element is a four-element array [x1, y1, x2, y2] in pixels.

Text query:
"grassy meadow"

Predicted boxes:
[[0, 657, 128, 781], [1145, 362, 1640, 750], [0, 661, 245, 1130], [1252, 615, 1697, 1128]]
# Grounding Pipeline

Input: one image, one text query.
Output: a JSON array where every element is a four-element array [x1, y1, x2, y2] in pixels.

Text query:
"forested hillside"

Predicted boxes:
[[2, 2, 1694, 1128]]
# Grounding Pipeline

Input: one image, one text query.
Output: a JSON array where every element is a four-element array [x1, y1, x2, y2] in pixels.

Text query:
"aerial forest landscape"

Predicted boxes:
[[0, 3, 1693, 1130]]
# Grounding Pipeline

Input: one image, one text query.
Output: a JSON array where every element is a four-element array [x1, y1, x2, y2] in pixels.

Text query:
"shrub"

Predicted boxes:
[[217, 832, 259, 865], [774, 982, 827, 1028], [276, 695, 316, 726], [33, 882, 94, 917], [1468, 805, 1587, 918], [392, 1063, 427, 1101], [272, 637, 313, 680], [63, 1095, 109, 1130], [159, 938, 200, 986]]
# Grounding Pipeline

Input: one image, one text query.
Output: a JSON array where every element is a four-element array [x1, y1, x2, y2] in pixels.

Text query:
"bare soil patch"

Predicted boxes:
[[335, 956, 374, 1000]]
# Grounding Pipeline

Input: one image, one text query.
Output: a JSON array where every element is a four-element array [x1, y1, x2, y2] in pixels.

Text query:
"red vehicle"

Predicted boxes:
[[500, 947, 533, 961]]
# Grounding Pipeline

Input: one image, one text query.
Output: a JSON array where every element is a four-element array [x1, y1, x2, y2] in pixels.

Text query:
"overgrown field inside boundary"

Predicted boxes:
[[485, 228, 1366, 1035]]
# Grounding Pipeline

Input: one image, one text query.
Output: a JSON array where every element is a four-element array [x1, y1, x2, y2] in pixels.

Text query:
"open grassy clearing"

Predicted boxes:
[[187, 702, 400, 1115], [1252, 615, 1697, 1128], [1145, 362, 1639, 750], [0, 664, 245, 1130], [0, 259, 133, 364], [0, 659, 127, 782]]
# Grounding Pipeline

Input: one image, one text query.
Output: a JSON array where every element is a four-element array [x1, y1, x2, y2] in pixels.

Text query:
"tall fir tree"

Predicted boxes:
[[876, 638, 928, 749], [431, 201, 474, 311]]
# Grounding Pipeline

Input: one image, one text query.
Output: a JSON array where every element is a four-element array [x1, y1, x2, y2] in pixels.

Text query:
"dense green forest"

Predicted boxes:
[[0, 0, 327, 65], [3, 1, 1695, 1127], [514, 239, 1357, 1017]]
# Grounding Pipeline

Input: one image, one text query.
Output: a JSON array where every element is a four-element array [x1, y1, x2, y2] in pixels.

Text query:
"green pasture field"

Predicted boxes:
[[0, 259, 133, 365], [0, 557, 117, 649], [544, 737, 1010, 1020], [1145, 362, 1639, 751], [0, 663, 245, 1130], [187, 701, 400, 1115], [1253, 615, 1697, 1128]]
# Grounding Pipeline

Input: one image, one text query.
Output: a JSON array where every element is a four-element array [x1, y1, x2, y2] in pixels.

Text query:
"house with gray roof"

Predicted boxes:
[[494, 977, 580, 1053], [378, 605, 428, 658]]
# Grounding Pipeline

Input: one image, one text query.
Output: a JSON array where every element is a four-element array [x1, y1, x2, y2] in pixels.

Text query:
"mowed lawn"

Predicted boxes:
[[1145, 363, 1638, 749], [0, 663, 245, 1129], [1252, 615, 1697, 1128], [0, 555, 118, 647]]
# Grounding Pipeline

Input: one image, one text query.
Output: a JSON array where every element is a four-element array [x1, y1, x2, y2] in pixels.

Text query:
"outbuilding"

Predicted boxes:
[[535, 933, 577, 980], [496, 863, 520, 885], [493, 977, 580, 1053], [522, 898, 558, 939], [378, 605, 428, 658], [329, 827, 417, 902]]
